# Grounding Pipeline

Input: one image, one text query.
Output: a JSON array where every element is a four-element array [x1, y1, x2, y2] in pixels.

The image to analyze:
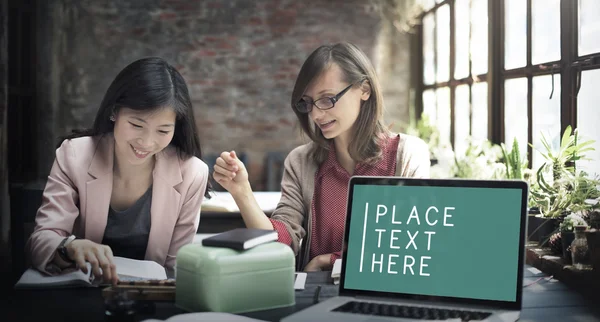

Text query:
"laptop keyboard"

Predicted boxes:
[[333, 301, 492, 321]]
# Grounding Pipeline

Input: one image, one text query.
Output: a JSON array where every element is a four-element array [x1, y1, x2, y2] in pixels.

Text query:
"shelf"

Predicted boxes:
[[525, 242, 600, 295]]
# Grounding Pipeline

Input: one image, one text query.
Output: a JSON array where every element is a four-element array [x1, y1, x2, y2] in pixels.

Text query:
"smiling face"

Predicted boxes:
[[303, 63, 369, 144], [112, 107, 176, 167]]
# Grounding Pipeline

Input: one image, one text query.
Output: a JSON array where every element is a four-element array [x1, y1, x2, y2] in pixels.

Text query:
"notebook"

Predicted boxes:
[[282, 176, 528, 322], [201, 228, 278, 251], [15, 256, 168, 289]]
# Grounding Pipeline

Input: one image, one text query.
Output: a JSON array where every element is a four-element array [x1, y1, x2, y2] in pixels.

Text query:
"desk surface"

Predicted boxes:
[[3, 266, 600, 322], [201, 191, 281, 215], [198, 192, 281, 233]]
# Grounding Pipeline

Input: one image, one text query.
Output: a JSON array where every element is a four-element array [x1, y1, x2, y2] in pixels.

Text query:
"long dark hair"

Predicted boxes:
[[291, 42, 386, 164], [59, 57, 211, 197]]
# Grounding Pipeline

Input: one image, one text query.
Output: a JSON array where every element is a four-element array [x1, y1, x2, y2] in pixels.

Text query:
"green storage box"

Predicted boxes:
[[175, 242, 296, 313]]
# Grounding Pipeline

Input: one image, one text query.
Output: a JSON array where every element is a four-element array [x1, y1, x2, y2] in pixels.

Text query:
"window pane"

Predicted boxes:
[[423, 89, 437, 124], [504, 78, 528, 159], [436, 87, 451, 146], [424, 13, 436, 85], [576, 69, 600, 176], [436, 5, 450, 82], [455, 0, 470, 79], [455, 85, 470, 156], [504, 0, 527, 69], [579, 0, 600, 56], [472, 82, 488, 141], [471, 0, 488, 75], [532, 0, 561, 64], [420, 0, 436, 10], [532, 74, 561, 171]]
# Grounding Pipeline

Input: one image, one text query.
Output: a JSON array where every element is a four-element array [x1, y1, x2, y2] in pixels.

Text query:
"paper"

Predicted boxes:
[[15, 263, 95, 289], [331, 258, 342, 285], [113, 256, 167, 280], [331, 259, 342, 278], [294, 272, 307, 290], [15, 256, 167, 289]]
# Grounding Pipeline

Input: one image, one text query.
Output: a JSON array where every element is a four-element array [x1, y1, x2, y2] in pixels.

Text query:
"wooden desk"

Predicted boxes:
[[4, 265, 600, 322], [198, 191, 281, 233]]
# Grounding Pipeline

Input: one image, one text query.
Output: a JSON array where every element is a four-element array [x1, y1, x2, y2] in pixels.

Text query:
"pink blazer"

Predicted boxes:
[[26, 134, 209, 273]]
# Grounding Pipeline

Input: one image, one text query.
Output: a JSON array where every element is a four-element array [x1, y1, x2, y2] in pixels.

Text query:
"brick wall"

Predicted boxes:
[[35, 0, 411, 190]]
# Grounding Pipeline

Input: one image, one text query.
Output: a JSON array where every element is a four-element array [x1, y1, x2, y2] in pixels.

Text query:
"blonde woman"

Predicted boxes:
[[214, 42, 430, 271]]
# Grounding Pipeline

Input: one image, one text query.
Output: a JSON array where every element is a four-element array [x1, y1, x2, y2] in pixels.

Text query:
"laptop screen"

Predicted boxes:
[[340, 177, 527, 308]]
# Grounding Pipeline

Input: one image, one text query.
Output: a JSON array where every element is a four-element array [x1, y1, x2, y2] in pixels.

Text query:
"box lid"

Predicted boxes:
[[176, 242, 295, 275]]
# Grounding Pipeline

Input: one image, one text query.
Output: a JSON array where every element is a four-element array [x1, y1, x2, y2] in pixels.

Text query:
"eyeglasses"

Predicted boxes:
[[294, 79, 365, 114]]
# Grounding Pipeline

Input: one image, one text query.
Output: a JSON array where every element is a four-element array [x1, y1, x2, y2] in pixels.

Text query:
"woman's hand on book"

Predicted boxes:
[[67, 239, 119, 285], [213, 151, 250, 197]]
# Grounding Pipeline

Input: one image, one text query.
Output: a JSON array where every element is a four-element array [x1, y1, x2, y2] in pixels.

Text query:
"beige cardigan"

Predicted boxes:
[[269, 133, 431, 270]]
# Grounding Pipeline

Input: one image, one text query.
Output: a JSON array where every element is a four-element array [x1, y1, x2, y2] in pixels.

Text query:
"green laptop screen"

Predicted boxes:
[[343, 184, 523, 302]]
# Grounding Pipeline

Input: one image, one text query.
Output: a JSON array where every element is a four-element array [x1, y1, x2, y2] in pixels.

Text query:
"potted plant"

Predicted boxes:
[[529, 175, 571, 245], [528, 126, 596, 246], [535, 125, 595, 182], [450, 137, 505, 179], [500, 138, 546, 242], [548, 232, 563, 256], [500, 137, 528, 180], [558, 212, 588, 263], [584, 200, 600, 273]]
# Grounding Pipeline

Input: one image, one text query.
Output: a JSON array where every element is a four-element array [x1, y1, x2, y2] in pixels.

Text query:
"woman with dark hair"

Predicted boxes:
[[27, 57, 210, 284], [213, 42, 430, 272]]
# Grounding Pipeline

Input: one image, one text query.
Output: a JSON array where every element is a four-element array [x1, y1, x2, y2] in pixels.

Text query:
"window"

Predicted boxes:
[[504, 0, 526, 69], [419, 0, 489, 156], [578, 0, 600, 56], [531, 0, 561, 65], [531, 75, 561, 171], [504, 78, 528, 160], [576, 70, 600, 176], [417, 0, 600, 176]]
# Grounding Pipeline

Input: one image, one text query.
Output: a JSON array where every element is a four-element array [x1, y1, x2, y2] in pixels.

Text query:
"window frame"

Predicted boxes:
[[418, 0, 490, 148], [415, 0, 600, 167]]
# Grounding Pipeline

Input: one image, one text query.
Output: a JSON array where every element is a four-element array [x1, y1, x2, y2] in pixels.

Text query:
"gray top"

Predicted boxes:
[[102, 186, 152, 260]]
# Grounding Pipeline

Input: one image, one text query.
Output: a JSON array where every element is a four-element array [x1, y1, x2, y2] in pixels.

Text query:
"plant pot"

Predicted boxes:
[[561, 231, 574, 264], [526, 211, 540, 242], [585, 229, 600, 272], [528, 214, 558, 246]]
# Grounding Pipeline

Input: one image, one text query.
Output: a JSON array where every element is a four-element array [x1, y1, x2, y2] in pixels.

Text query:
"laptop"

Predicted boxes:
[[282, 176, 528, 322]]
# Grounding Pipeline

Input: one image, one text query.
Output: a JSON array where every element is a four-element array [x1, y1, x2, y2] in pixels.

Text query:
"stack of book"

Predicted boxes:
[[331, 259, 341, 285]]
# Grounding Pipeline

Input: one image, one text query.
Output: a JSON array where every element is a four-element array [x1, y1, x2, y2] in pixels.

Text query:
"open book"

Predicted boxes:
[[14, 256, 168, 289]]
